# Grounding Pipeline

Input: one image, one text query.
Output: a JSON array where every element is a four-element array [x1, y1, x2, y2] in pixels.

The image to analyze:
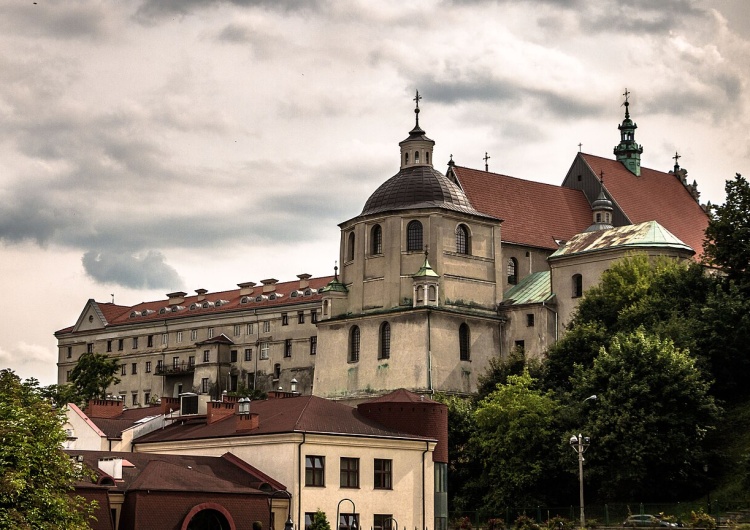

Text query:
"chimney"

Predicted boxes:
[[297, 274, 312, 289], [237, 282, 256, 296], [195, 288, 208, 301], [160, 397, 180, 416], [166, 291, 187, 305], [98, 457, 123, 480], [236, 412, 260, 433], [207, 401, 236, 424], [260, 279, 278, 293], [86, 398, 124, 419]]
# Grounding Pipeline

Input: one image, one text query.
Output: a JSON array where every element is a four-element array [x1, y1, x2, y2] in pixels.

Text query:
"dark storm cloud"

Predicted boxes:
[[0, 2, 110, 40], [82, 250, 183, 289], [133, 0, 321, 24]]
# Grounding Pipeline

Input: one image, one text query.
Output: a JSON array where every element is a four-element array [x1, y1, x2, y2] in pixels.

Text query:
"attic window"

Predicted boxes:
[[255, 295, 267, 302], [190, 304, 197, 310], [130, 312, 137, 318], [214, 301, 222, 307], [269, 294, 277, 301], [290, 291, 298, 298], [159, 308, 166, 315], [269, 293, 283, 301], [241, 296, 249, 304], [88, 315, 94, 323]]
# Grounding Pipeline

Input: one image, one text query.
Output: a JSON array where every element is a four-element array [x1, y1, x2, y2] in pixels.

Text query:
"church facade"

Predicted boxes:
[[57, 92, 708, 403]]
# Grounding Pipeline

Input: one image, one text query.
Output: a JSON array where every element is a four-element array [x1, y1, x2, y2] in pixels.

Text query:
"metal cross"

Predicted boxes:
[[578, 143, 582, 152], [484, 152, 491, 172], [599, 170, 605, 184], [414, 90, 422, 109], [622, 88, 630, 104], [673, 151, 681, 164]]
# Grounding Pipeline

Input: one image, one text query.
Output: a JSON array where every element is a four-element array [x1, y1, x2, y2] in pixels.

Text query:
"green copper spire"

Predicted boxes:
[[413, 251, 439, 278], [613, 88, 643, 176]]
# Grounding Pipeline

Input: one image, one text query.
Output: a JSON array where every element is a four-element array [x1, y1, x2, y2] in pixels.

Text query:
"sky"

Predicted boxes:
[[1, 0, 748, 386]]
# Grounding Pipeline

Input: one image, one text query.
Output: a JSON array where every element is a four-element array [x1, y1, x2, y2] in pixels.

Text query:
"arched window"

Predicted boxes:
[[379, 322, 391, 360], [414, 151, 420, 163], [572, 274, 583, 298], [404, 152, 409, 165], [596, 212, 602, 223], [456, 224, 470, 254], [407, 220, 423, 251], [416, 285, 424, 303], [349, 326, 360, 363], [459, 323, 470, 361], [507, 257, 518, 285], [425, 152, 429, 164], [371, 224, 383, 255], [428, 285, 437, 302], [347, 232, 355, 262]]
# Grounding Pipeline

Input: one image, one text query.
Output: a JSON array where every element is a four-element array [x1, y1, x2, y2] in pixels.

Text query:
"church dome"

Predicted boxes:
[[361, 165, 481, 216]]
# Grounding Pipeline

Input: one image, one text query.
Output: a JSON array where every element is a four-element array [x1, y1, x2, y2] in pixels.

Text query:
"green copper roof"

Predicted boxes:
[[502, 271, 552, 305], [549, 220, 694, 258], [320, 278, 348, 293], [413, 256, 439, 278]]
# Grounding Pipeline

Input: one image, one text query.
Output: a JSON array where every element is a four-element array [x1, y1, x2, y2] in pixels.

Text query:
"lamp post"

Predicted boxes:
[[336, 498, 357, 530], [384, 516, 399, 530], [570, 394, 597, 530], [269, 489, 293, 530]]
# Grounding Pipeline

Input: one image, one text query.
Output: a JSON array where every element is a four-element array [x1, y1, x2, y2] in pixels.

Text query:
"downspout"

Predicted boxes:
[[253, 311, 260, 390], [542, 301, 559, 343], [297, 432, 306, 529], [427, 310, 433, 394], [422, 441, 429, 530], [162, 320, 168, 400]]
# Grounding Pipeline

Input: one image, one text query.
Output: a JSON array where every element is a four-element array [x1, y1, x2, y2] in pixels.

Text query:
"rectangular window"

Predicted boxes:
[[156, 360, 163, 372], [260, 342, 269, 360], [340, 457, 359, 488], [118, 339, 124, 351], [274, 363, 281, 379], [173, 356, 179, 368], [311, 309, 318, 324], [201, 377, 209, 394], [310, 336, 317, 355], [230, 374, 238, 392], [106, 340, 112, 353], [120, 364, 127, 376], [234, 324, 241, 336], [177, 331, 183, 343], [203, 350, 210, 363], [263, 321, 271, 333], [132, 393, 138, 406], [305, 455, 325, 486], [188, 355, 195, 367], [66, 370, 71, 382], [191, 329, 198, 341], [145, 361, 152, 373], [132, 337, 139, 349], [298, 311, 305, 324], [208, 327, 214, 339], [526, 314, 535, 327], [284, 339, 292, 358], [67, 346, 72, 358], [247, 323, 254, 335], [339, 514, 359, 530], [162, 333, 168, 345], [87, 343, 94, 353], [514, 340, 525, 353], [131, 363, 138, 375], [282, 313, 289, 326], [305, 513, 317, 530], [245, 348, 252, 361], [374, 515, 394, 530], [374, 459, 392, 489], [230, 350, 238, 363], [147, 335, 153, 348], [144, 392, 150, 405]]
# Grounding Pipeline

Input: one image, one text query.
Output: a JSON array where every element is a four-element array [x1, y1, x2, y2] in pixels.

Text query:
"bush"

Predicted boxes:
[[453, 516, 472, 530], [545, 516, 573, 530], [689, 510, 716, 530], [487, 518, 506, 530], [513, 515, 541, 530]]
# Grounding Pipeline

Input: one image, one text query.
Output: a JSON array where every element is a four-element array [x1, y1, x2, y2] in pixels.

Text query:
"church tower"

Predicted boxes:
[[613, 89, 644, 176], [314, 92, 504, 401]]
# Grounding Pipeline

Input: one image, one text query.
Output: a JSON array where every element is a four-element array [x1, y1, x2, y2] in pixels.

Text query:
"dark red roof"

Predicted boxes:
[[134, 395, 435, 445], [452, 166, 592, 250], [579, 154, 709, 258], [89, 405, 162, 439]]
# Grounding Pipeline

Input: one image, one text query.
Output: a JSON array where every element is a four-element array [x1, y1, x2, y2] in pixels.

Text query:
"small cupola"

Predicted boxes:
[[413, 250, 440, 307], [585, 172, 614, 232], [399, 90, 435, 170], [613, 88, 644, 176]]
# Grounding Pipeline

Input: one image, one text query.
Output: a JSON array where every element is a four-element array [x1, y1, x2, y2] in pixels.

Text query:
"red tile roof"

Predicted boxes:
[[88, 405, 163, 439], [579, 154, 709, 258], [133, 394, 435, 445], [452, 166, 593, 250]]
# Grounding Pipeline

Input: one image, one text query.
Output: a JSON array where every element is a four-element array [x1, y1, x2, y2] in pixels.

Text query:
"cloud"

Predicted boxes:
[[0, 343, 57, 384], [0, 1, 112, 40], [133, 0, 322, 24], [82, 250, 184, 289]]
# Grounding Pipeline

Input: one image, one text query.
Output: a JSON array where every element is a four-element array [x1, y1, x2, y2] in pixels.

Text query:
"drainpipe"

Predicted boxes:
[[422, 441, 429, 530], [253, 311, 260, 390], [426, 310, 433, 393], [297, 432, 306, 529]]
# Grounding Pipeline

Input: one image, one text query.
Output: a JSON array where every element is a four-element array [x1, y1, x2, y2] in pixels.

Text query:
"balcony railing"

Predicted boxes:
[[155, 362, 195, 376]]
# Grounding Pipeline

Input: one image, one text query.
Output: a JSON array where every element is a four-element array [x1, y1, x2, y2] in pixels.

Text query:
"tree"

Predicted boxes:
[[472, 370, 563, 513], [309, 509, 331, 530], [704, 173, 750, 282], [68, 352, 121, 404], [0, 369, 96, 528], [569, 330, 720, 502]]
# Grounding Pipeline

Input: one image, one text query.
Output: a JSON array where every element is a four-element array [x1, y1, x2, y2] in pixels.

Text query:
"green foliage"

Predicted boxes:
[[704, 173, 750, 283], [67, 351, 121, 405], [689, 510, 716, 530], [477, 348, 542, 401], [570, 330, 720, 501], [309, 509, 331, 530], [544, 517, 573, 530], [512, 515, 540, 530], [472, 370, 562, 511], [487, 518, 507, 530], [0, 369, 96, 529]]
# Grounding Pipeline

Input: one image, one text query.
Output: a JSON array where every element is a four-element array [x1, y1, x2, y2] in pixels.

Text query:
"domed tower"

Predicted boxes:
[[614, 88, 644, 176], [314, 92, 503, 402], [585, 172, 614, 232]]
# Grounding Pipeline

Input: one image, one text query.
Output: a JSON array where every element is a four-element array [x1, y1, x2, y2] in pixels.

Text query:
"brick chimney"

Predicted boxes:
[[86, 398, 124, 419], [236, 412, 260, 433], [160, 397, 180, 415], [207, 401, 236, 424]]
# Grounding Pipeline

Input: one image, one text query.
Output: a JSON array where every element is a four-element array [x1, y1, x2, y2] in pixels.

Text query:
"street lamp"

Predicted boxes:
[[336, 498, 357, 530], [570, 394, 596, 530], [269, 489, 293, 530]]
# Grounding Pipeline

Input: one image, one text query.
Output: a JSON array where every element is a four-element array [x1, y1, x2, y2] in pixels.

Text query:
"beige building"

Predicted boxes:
[[57, 92, 710, 403]]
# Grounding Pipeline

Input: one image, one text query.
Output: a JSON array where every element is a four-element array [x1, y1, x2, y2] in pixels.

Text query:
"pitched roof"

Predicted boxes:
[[56, 275, 333, 335], [502, 271, 553, 305], [549, 220, 694, 258], [451, 166, 592, 250], [579, 154, 708, 258], [88, 405, 162, 439], [134, 394, 435, 445]]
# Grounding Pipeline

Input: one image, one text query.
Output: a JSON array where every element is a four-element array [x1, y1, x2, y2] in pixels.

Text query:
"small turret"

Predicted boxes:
[[399, 90, 435, 169], [585, 172, 614, 232], [613, 89, 643, 176]]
